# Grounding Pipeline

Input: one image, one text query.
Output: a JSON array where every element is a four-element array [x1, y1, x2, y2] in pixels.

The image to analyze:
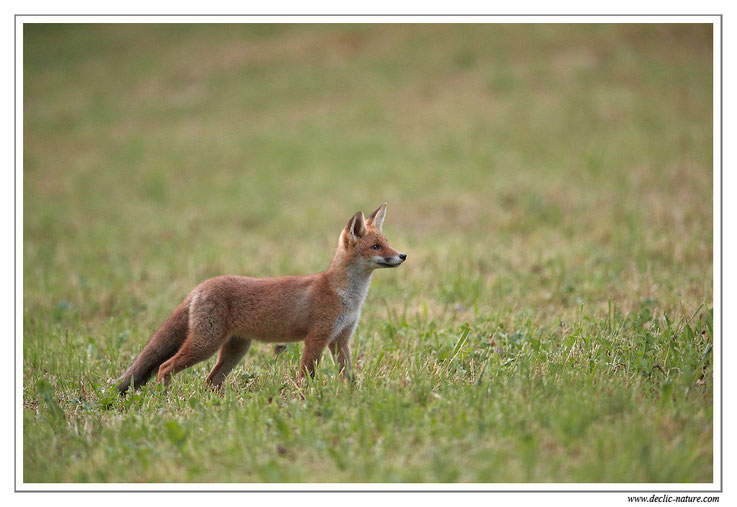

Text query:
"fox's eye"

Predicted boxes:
[[371, 244, 380, 250]]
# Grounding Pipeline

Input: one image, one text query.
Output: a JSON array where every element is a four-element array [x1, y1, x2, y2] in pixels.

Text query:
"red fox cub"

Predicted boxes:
[[116, 203, 406, 394]]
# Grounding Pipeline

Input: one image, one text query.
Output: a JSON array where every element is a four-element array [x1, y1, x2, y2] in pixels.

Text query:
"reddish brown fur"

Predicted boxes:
[[116, 203, 405, 394]]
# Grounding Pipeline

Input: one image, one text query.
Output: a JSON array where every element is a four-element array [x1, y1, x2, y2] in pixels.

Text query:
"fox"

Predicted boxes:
[[116, 203, 406, 394]]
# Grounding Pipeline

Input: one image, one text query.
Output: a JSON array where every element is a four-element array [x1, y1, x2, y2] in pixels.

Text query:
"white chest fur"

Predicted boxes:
[[331, 271, 372, 341]]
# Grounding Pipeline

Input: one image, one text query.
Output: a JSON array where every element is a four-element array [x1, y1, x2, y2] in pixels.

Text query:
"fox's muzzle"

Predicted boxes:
[[377, 253, 406, 268]]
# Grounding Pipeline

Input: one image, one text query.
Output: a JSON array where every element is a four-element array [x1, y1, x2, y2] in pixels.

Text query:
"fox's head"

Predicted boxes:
[[337, 203, 407, 272]]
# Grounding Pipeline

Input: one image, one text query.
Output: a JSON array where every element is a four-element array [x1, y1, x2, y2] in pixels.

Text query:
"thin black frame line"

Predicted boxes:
[[13, 12, 17, 494], [13, 13, 723, 17], [14, 14, 723, 494], [719, 13, 723, 494], [15, 488, 725, 494]]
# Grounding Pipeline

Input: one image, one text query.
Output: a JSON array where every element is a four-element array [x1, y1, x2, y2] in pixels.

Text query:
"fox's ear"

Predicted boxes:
[[366, 202, 387, 231], [344, 211, 366, 245]]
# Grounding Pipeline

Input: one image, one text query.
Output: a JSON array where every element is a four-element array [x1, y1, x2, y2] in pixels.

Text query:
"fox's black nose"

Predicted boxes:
[[399, 253, 407, 261]]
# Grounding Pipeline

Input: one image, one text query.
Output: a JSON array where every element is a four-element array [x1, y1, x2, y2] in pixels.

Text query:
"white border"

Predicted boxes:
[[14, 481, 727, 492], [15, 14, 723, 23], [15, 12, 24, 491], [14, 13, 722, 494], [711, 15, 722, 492]]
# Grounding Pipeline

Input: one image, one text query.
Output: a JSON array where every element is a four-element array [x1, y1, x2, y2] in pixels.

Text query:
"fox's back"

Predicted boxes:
[[190, 274, 339, 343]]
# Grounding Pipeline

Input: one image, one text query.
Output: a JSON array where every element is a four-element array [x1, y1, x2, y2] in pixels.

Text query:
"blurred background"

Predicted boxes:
[[24, 24, 712, 326], [22, 22, 714, 484]]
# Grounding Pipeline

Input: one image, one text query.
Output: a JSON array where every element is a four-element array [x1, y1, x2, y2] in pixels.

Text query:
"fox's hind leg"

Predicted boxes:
[[206, 336, 252, 388], [156, 303, 229, 386], [157, 330, 228, 387]]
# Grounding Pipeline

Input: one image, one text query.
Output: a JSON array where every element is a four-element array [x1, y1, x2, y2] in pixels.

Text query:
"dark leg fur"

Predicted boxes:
[[207, 336, 252, 387]]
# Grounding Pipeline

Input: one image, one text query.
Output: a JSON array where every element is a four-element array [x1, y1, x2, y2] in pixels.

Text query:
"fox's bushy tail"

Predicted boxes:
[[116, 297, 190, 395]]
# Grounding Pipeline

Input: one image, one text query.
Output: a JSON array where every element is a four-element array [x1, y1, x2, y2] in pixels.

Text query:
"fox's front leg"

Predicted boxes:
[[328, 322, 356, 379], [300, 328, 333, 379]]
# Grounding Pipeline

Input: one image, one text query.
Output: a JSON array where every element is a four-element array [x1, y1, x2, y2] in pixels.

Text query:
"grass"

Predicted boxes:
[[22, 23, 713, 483]]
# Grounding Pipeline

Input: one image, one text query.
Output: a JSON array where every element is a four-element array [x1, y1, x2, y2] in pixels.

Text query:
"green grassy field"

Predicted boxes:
[[23, 23, 714, 483]]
